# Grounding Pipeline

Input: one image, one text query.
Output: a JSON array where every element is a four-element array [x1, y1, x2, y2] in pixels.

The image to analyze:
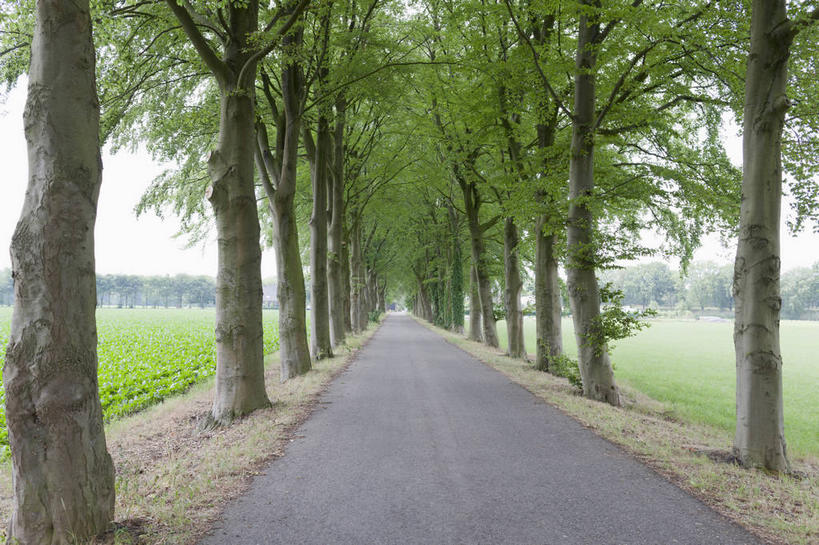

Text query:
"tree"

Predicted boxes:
[[303, 4, 334, 359], [161, 0, 311, 420], [685, 262, 733, 311], [731, 0, 817, 472], [255, 9, 313, 380], [3, 1, 115, 541]]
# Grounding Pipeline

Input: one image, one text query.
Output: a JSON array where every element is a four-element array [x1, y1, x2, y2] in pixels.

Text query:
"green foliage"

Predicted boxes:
[[0, 308, 280, 455], [586, 284, 656, 357], [549, 353, 584, 391]]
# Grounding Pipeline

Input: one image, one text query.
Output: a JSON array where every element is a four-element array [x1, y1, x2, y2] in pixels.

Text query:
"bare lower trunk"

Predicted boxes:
[[449, 207, 465, 334], [209, 90, 270, 419], [175, 0, 270, 424], [567, 2, 620, 406], [504, 218, 525, 358], [366, 268, 377, 319], [460, 180, 498, 347], [417, 278, 433, 321], [378, 278, 387, 313], [733, 0, 791, 472], [5, 2, 115, 541], [328, 96, 347, 346], [349, 214, 363, 332], [342, 235, 352, 333], [309, 113, 333, 360], [274, 57, 311, 381], [535, 215, 563, 371], [469, 264, 483, 341]]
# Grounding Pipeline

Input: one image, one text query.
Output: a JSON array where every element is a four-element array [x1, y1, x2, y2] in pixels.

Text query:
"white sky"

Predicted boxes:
[[1, 80, 277, 277], [0, 80, 816, 276]]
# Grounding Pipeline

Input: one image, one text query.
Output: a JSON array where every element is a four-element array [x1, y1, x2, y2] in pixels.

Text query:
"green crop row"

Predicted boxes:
[[0, 308, 280, 456]]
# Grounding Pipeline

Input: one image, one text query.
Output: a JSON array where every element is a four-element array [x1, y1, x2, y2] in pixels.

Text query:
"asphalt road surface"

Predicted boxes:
[[200, 314, 761, 545]]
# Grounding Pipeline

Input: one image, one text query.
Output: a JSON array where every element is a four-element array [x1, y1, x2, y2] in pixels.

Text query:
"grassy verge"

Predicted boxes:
[[424, 317, 818, 545], [0, 319, 382, 545], [492, 316, 819, 458]]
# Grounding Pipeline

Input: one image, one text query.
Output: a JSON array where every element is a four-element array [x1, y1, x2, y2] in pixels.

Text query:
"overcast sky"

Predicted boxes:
[[0, 80, 815, 276], [1, 81, 277, 277]]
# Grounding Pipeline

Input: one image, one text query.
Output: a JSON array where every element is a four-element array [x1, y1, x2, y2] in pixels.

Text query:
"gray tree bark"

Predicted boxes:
[[378, 276, 387, 313], [255, 25, 311, 382], [459, 178, 499, 347], [535, 215, 563, 371], [503, 217, 526, 358], [349, 213, 364, 332], [469, 264, 483, 341], [168, 0, 270, 424], [732, 0, 793, 472], [4, 1, 115, 541], [306, 112, 333, 360], [566, 0, 620, 406], [328, 96, 347, 346], [342, 232, 353, 333], [273, 41, 312, 381]]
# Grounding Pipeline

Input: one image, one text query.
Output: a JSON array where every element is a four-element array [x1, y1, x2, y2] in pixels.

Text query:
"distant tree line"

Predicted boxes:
[[0, 269, 222, 309], [96, 274, 217, 308], [600, 262, 819, 320]]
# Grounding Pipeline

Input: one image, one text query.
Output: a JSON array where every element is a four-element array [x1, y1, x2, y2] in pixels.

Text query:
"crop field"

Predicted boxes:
[[0, 307, 279, 452], [491, 317, 819, 459]]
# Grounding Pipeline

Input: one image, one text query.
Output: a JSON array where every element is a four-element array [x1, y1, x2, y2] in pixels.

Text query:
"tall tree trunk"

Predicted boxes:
[[378, 277, 387, 313], [504, 218, 526, 358], [449, 206, 465, 334], [209, 91, 270, 419], [469, 264, 483, 341], [5, 2, 115, 541], [460, 179, 499, 347], [273, 45, 311, 381], [733, 0, 792, 472], [169, 0, 270, 423], [308, 112, 333, 360], [566, 1, 620, 406], [342, 231, 352, 333], [535, 215, 563, 371], [328, 95, 347, 346], [349, 213, 364, 332]]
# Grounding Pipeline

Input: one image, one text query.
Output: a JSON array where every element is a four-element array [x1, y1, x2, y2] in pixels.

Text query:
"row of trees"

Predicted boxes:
[[1, 0, 400, 540], [1, 0, 816, 542], [603, 261, 819, 318], [389, 0, 817, 480], [95, 274, 217, 308]]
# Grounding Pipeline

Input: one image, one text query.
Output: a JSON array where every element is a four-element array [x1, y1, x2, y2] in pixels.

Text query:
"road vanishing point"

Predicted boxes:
[[201, 314, 761, 545]]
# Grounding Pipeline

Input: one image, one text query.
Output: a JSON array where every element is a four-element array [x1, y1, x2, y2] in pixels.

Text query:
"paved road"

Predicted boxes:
[[201, 314, 761, 545]]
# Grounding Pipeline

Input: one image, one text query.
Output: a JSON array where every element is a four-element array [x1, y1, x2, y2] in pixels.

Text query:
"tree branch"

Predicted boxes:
[[164, 0, 230, 85], [236, 0, 313, 88]]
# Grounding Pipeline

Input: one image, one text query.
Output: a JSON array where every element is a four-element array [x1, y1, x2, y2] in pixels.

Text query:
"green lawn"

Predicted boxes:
[[488, 316, 819, 458], [0, 307, 279, 452]]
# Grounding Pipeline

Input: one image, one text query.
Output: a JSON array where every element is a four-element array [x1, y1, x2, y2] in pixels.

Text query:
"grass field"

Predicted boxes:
[[0, 307, 280, 452], [489, 317, 819, 459]]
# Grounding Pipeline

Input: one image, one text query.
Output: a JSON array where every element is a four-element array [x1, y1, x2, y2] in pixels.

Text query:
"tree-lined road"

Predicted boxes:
[[201, 315, 760, 545]]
